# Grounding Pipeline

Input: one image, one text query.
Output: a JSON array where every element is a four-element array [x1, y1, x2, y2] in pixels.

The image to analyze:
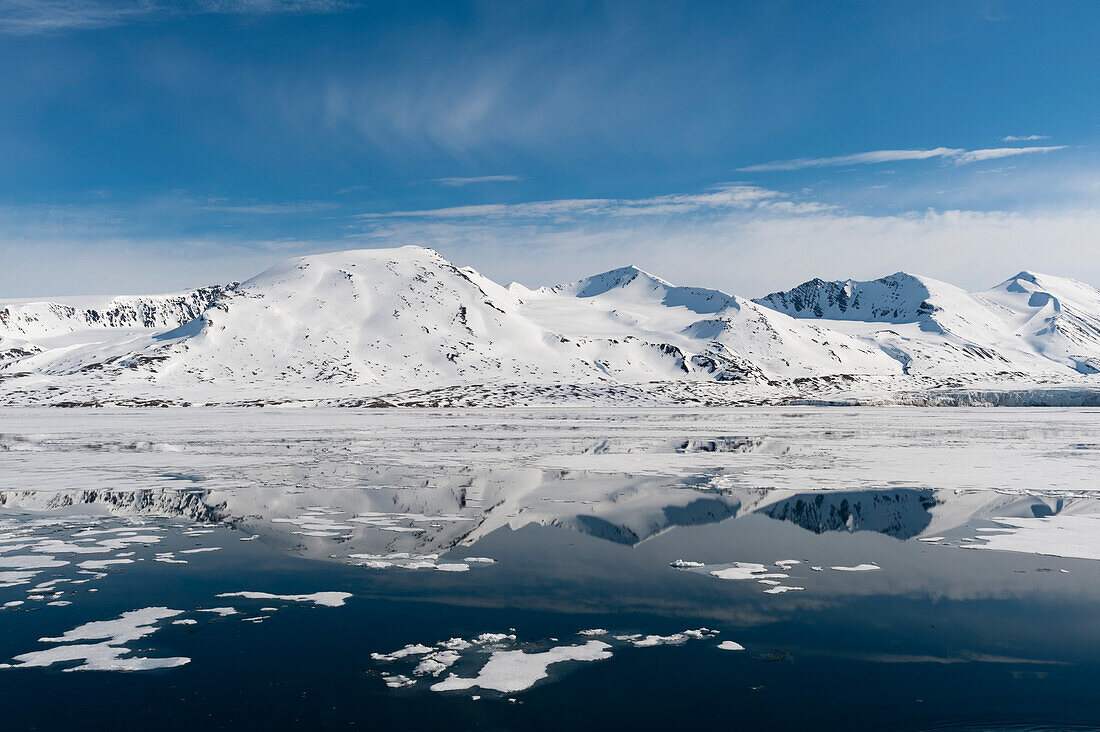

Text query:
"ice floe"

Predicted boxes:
[[830, 564, 881, 572], [413, 651, 460, 676], [0, 607, 189, 672], [216, 591, 352, 607], [371, 626, 728, 696], [371, 644, 435, 662], [430, 641, 613, 694], [717, 640, 745, 651], [77, 558, 134, 570], [632, 629, 718, 647]]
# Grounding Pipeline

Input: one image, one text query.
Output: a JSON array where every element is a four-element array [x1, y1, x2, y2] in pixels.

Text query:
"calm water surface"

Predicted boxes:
[[2, 408, 1100, 730]]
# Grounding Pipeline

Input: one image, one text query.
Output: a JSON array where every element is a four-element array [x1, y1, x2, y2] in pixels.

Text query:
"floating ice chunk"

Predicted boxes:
[[4, 600, 25, 608], [0, 543, 30, 553], [172, 619, 197, 625], [30, 540, 110, 555], [633, 629, 717, 647], [240, 535, 260, 541], [763, 586, 805, 594], [77, 559, 134, 570], [710, 563, 788, 581], [1, 606, 190, 673], [48, 601, 72, 607], [670, 559, 705, 568], [462, 557, 496, 564], [216, 591, 352, 607], [0, 555, 68, 570], [717, 641, 744, 651], [775, 559, 801, 569], [430, 641, 612, 694], [434, 563, 469, 572], [179, 548, 221, 554], [414, 651, 460, 676], [918, 536, 945, 542], [830, 564, 880, 572], [0, 570, 40, 588], [372, 644, 435, 662], [810, 566, 823, 572], [41, 607, 183, 644], [2, 643, 190, 672], [197, 607, 238, 616], [356, 560, 393, 569], [437, 638, 472, 651], [383, 674, 416, 688], [474, 633, 515, 645], [577, 629, 608, 637]]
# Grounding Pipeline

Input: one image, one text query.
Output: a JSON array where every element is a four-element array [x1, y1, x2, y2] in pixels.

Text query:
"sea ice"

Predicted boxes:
[[829, 564, 881, 572], [414, 651, 460, 676], [372, 644, 435, 661], [216, 591, 352, 607], [1, 607, 189, 672], [430, 641, 613, 693]]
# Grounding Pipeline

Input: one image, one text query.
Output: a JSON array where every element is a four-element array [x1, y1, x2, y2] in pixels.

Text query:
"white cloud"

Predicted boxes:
[[356, 184, 783, 221], [1002, 134, 1050, 142], [198, 199, 340, 214], [3, 181, 1099, 299], [739, 145, 1067, 171], [738, 148, 964, 172], [951, 145, 1066, 164], [432, 175, 522, 187], [0, 0, 352, 34], [347, 204, 1100, 297]]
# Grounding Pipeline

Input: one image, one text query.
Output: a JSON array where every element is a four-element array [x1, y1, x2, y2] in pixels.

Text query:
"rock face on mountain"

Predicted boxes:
[[0, 247, 1097, 406], [0, 286, 233, 340]]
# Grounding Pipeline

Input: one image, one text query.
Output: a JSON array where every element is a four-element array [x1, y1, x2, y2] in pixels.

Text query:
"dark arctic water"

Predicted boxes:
[[2, 408, 1100, 731]]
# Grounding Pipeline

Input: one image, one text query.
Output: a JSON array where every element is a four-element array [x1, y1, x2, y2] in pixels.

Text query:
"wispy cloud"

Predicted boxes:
[[431, 175, 523, 187], [951, 146, 1066, 164], [4, 179, 1100, 298], [0, 0, 353, 35], [198, 199, 340, 215], [1003, 134, 1050, 142], [355, 185, 801, 221], [739, 148, 964, 172], [739, 145, 1067, 171]]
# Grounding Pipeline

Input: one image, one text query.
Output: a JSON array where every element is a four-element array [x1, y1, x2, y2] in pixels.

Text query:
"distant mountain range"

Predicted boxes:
[[2, 246, 1098, 406]]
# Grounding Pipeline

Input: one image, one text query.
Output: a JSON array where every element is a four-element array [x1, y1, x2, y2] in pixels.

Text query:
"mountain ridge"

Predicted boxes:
[[1, 246, 1098, 406]]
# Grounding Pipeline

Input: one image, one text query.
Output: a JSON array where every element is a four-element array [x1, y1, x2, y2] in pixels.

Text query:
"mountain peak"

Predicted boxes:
[[551, 265, 672, 298]]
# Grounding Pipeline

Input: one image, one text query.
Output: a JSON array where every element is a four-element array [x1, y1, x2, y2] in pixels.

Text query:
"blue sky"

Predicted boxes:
[[2, 0, 1098, 296]]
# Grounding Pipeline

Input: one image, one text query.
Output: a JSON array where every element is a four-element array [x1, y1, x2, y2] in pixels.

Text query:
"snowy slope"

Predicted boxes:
[[981, 271, 1100, 375]]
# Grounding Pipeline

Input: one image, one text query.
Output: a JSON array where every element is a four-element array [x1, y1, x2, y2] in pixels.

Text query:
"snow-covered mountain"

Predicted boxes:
[[755, 270, 1100, 378], [1, 246, 1098, 406], [0, 285, 234, 371]]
